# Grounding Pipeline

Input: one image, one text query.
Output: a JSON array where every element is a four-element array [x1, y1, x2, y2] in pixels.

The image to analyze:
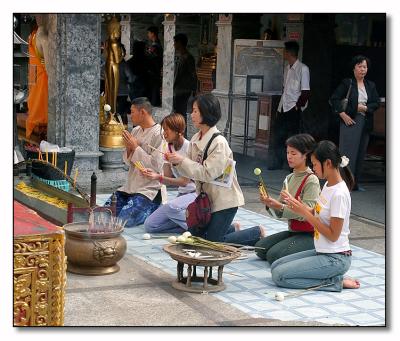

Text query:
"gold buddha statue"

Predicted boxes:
[[100, 17, 125, 149], [104, 17, 123, 113]]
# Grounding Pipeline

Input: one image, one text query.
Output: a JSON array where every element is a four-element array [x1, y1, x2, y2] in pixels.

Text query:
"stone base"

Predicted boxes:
[[99, 147, 125, 170]]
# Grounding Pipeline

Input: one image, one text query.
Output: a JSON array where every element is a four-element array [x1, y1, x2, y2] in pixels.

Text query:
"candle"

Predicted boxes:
[[46, 151, 48, 163], [73, 168, 78, 188], [52, 152, 55, 166], [64, 161, 67, 175], [54, 152, 57, 168], [38, 150, 42, 161]]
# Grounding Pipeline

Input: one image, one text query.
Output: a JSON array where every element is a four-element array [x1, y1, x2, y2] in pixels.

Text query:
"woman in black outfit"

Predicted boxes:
[[330, 55, 379, 191]]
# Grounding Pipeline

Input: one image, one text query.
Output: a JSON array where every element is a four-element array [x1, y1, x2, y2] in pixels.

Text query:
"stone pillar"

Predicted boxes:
[[47, 14, 103, 174], [212, 14, 233, 133], [161, 14, 176, 112], [120, 14, 131, 59]]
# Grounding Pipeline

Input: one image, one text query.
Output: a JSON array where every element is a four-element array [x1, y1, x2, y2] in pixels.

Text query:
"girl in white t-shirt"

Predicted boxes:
[[142, 113, 196, 233], [271, 140, 360, 292]]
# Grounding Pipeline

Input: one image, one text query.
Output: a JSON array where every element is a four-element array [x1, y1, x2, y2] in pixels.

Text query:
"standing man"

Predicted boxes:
[[173, 33, 198, 136], [268, 40, 310, 170], [104, 97, 164, 227], [146, 26, 163, 107]]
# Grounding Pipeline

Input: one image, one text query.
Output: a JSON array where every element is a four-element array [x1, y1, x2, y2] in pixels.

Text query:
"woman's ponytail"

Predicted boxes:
[[313, 140, 355, 191]]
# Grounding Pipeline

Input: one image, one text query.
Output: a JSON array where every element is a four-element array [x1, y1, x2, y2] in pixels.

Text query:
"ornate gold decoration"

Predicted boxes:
[[92, 240, 118, 262], [99, 112, 125, 148], [14, 232, 66, 326]]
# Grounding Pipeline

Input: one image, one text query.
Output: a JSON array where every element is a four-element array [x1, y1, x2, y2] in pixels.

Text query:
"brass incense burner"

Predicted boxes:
[[99, 112, 125, 148], [64, 209, 127, 275]]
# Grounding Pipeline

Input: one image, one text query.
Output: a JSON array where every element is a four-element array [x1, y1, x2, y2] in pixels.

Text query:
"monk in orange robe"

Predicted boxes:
[[26, 20, 48, 140]]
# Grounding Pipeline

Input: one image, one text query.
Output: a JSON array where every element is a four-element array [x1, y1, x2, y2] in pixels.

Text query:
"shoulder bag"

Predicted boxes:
[[329, 78, 352, 113], [185, 132, 222, 230], [289, 174, 314, 233]]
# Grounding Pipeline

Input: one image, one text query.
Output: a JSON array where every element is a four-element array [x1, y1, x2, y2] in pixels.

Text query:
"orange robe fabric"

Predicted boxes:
[[26, 29, 48, 139]]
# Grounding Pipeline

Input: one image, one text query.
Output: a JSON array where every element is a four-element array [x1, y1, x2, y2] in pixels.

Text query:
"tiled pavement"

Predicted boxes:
[[96, 193, 385, 326]]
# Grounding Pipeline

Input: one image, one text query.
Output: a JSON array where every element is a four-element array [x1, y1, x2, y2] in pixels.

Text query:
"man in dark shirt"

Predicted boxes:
[[146, 26, 163, 107], [173, 33, 198, 136]]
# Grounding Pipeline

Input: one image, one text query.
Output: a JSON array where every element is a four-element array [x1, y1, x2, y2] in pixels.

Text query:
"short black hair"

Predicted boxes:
[[147, 26, 159, 36], [351, 55, 371, 69], [284, 40, 299, 57], [286, 134, 316, 167], [131, 97, 152, 115], [173, 33, 188, 48], [192, 94, 221, 127]]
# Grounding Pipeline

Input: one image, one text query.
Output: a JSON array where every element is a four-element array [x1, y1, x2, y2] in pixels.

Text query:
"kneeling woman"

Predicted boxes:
[[255, 134, 320, 264], [143, 113, 196, 234], [271, 140, 360, 291], [166, 93, 263, 245]]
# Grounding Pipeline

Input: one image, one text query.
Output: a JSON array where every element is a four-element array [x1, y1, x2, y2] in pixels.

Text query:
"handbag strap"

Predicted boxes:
[[294, 173, 311, 200], [345, 78, 352, 100], [202, 132, 223, 164], [199, 132, 223, 190]]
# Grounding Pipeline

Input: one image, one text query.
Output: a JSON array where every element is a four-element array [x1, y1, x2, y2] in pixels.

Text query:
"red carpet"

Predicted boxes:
[[14, 200, 61, 236]]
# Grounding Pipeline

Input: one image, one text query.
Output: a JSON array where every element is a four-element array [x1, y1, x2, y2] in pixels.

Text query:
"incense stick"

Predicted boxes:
[[116, 114, 125, 129], [64, 160, 67, 176], [73, 168, 78, 188], [144, 143, 166, 155]]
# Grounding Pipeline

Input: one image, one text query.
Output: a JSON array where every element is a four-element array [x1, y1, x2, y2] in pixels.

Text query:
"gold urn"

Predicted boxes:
[[99, 113, 125, 148]]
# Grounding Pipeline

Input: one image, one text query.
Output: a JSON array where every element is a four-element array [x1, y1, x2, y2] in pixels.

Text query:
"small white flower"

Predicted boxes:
[[104, 104, 111, 112], [275, 292, 285, 301], [340, 155, 349, 168], [142, 233, 151, 240]]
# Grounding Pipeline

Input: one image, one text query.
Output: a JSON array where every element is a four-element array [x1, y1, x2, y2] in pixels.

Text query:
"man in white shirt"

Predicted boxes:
[[268, 41, 310, 170], [104, 97, 164, 227]]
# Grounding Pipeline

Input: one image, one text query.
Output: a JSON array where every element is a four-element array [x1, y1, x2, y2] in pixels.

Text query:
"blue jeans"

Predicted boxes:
[[271, 249, 352, 292], [104, 191, 160, 228], [255, 230, 315, 264], [190, 207, 261, 246], [144, 192, 197, 233]]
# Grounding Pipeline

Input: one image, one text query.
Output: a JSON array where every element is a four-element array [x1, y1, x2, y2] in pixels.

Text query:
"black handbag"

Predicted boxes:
[[329, 79, 352, 113]]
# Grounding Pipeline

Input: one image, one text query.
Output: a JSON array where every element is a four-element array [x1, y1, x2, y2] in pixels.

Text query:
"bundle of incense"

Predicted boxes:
[[258, 176, 270, 197], [133, 161, 146, 171], [144, 143, 166, 155], [259, 183, 268, 197], [64, 160, 68, 176], [283, 177, 289, 191], [116, 114, 125, 129]]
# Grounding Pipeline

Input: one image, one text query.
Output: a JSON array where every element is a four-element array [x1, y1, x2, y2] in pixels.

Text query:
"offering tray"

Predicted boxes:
[[163, 243, 241, 293]]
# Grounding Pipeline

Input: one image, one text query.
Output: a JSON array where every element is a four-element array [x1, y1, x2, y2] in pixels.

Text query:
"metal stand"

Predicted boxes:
[[243, 75, 264, 155], [173, 261, 226, 293]]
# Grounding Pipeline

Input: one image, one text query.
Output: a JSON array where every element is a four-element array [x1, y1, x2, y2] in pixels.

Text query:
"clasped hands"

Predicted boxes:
[[122, 130, 139, 150]]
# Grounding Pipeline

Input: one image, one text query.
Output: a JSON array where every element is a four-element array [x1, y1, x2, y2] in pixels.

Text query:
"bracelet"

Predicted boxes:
[[159, 174, 163, 183]]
